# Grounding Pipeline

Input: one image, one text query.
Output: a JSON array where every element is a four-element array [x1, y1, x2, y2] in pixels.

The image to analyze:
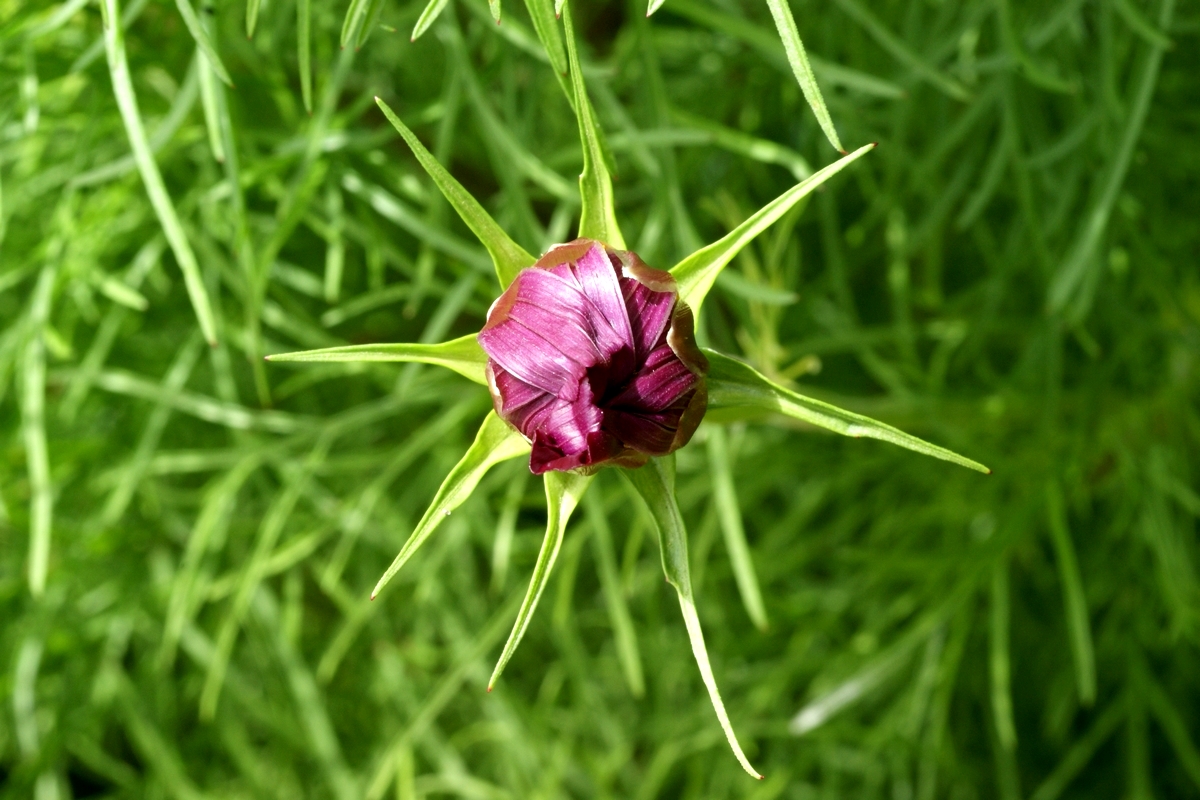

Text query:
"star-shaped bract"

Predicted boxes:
[[268, 0, 989, 779]]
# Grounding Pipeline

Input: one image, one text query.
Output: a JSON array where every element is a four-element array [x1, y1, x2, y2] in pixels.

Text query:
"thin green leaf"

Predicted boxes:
[[1113, 0, 1173, 50], [1045, 482, 1096, 705], [995, 0, 1076, 94], [584, 485, 645, 697], [625, 456, 763, 780], [989, 561, 1018, 751], [665, 0, 905, 100], [266, 334, 488, 385], [354, 0, 386, 48], [375, 97, 535, 288], [200, 440, 330, 719], [297, 0, 312, 113], [339, 0, 370, 47], [523, 0, 567, 77], [490, 466, 529, 593], [371, 412, 530, 599], [715, 270, 797, 306], [488, 0, 501, 23], [23, 266, 56, 597], [159, 455, 262, 670], [1046, 0, 1174, 318], [102, 0, 217, 345], [828, 0, 970, 101], [764, 0, 844, 153], [488, 471, 591, 689], [246, 0, 261, 37], [410, 0, 451, 41], [671, 143, 874, 312], [705, 349, 990, 473], [707, 427, 768, 631], [173, 0, 232, 86], [562, 0, 624, 248], [646, 0, 666, 16], [196, 50, 226, 163]]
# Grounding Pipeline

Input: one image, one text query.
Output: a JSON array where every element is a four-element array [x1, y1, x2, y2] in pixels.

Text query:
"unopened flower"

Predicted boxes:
[[479, 239, 707, 474], [266, 3, 982, 777]]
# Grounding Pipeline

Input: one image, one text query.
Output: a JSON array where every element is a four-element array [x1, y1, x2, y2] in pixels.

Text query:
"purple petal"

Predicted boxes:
[[564, 245, 635, 368], [621, 280, 675, 362], [479, 270, 603, 397], [481, 238, 708, 474]]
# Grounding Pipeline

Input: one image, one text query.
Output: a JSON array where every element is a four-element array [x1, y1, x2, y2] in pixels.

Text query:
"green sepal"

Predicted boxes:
[[266, 334, 488, 385], [671, 143, 875, 313], [371, 412, 530, 599], [624, 456, 763, 780], [562, 0, 625, 248], [376, 97, 536, 288], [705, 349, 991, 474], [488, 471, 592, 690]]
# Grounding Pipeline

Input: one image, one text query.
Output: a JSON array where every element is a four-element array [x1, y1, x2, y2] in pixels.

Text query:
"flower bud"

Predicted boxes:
[[478, 239, 708, 474]]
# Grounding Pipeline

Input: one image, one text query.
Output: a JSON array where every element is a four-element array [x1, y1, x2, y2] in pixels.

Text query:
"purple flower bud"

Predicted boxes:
[[478, 239, 708, 474]]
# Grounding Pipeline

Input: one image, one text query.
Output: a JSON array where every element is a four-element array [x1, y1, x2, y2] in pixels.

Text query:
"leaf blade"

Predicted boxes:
[[371, 412, 530, 599], [707, 427, 768, 631], [410, 0, 451, 41], [266, 334, 489, 385], [174, 0, 232, 86], [488, 471, 591, 689], [764, 0, 843, 153], [562, 0, 624, 247], [375, 97, 535, 288], [625, 456, 762, 780], [671, 143, 874, 312], [102, 0, 217, 345], [705, 349, 990, 473]]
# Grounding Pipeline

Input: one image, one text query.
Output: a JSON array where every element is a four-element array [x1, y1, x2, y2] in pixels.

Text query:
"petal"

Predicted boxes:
[[620, 279, 676, 362], [489, 365, 557, 435], [479, 270, 603, 397], [565, 245, 635, 365]]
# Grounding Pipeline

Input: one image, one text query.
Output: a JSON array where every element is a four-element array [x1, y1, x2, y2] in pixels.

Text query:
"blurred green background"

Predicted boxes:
[[2, 0, 1199, 797]]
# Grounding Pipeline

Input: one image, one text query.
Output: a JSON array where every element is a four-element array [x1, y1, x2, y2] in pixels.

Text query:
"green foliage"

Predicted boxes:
[[1, 0, 1199, 798]]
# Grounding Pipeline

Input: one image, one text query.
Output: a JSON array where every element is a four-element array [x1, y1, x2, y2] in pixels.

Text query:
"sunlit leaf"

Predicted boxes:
[[371, 413, 530, 599], [624, 456, 763, 780], [706, 427, 768, 631], [266, 334, 488, 385], [410, 0, 450, 41], [584, 485, 645, 696], [705, 349, 990, 473], [102, 0, 217, 345], [671, 143, 875, 313], [562, 0, 624, 248], [376, 98, 535, 288], [523, 0, 567, 77], [173, 0, 232, 86], [488, 471, 591, 689], [764, 0, 844, 153]]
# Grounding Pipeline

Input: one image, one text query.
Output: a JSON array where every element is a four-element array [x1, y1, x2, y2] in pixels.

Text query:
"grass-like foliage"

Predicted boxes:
[[2, 0, 1199, 797]]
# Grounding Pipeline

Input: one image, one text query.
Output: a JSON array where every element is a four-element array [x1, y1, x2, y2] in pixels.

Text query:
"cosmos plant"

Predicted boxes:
[[269, 0, 988, 778]]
